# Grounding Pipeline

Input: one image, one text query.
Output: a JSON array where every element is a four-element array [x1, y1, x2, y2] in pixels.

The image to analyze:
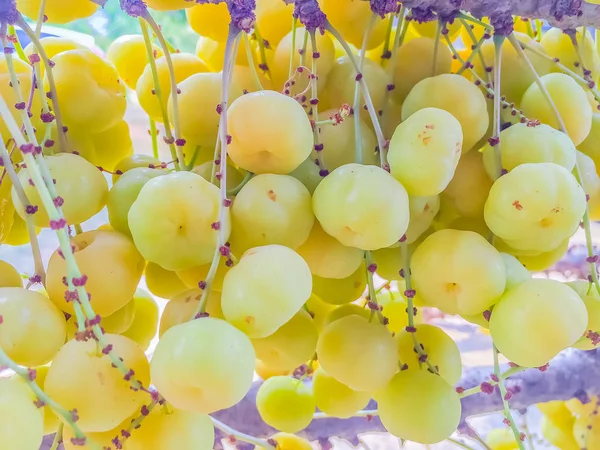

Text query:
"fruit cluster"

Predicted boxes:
[[1, 0, 600, 449]]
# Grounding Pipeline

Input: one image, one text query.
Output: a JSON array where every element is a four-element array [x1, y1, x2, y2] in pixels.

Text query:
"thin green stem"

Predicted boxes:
[[447, 437, 477, 450], [380, 8, 406, 133], [458, 365, 528, 398], [35, 0, 48, 37], [432, 19, 442, 76], [6, 25, 28, 62], [253, 26, 271, 80], [535, 19, 543, 42], [49, 423, 63, 450], [493, 346, 526, 450], [492, 35, 505, 180], [353, 14, 376, 165], [365, 251, 384, 323], [309, 31, 325, 172], [192, 25, 240, 319], [327, 23, 387, 167], [227, 170, 253, 196], [313, 409, 378, 419], [508, 32, 600, 297], [400, 241, 438, 374], [211, 417, 275, 449], [149, 118, 159, 159], [139, 19, 179, 168], [16, 16, 68, 152], [458, 12, 493, 31], [142, 12, 186, 170], [457, 20, 489, 80], [244, 34, 263, 91], [380, 13, 395, 66], [289, 17, 298, 80]]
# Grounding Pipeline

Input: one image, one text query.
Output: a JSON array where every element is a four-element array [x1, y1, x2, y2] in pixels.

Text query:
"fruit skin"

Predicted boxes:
[[145, 262, 188, 299], [312, 163, 410, 251], [107, 35, 163, 89], [150, 318, 256, 414], [256, 376, 316, 433], [566, 280, 600, 350], [221, 245, 312, 338], [257, 433, 312, 450], [377, 369, 461, 444], [0, 287, 66, 367], [0, 260, 22, 287], [108, 167, 166, 236], [312, 263, 366, 305], [411, 229, 506, 315], [312, 366, 371, 418], [252, 309, 318, 371], [316, 314, 397, 392], [402, 73, 489, 153], [226, 90, 314, 174], [16, 0, 97, 23], [396, 324, 462, 385], [121, 288, 160, 350], [490, 278, 587, 367], [388, 107, 463, 196], [13, 153, 108, 228], [136, 53, 209, 121], [230, 173, 315, 252], [46, 230, 145, 317], [45, 334, 150, 432], [521, 73, 592, 146], [126, 407, 215, 450], [484, 162, 586, 253], [485, 428, 518, 450], [128, 171, 228, 271], [186, 2, 230, 42], [0, 377, 44, 450], [145, 0, 196, 10], [49, 49, 127, 133], [159, 288, 223, 336]]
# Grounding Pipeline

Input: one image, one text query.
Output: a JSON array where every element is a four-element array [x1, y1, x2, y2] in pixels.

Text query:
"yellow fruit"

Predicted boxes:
[[578, 113, 600, 165], [312, 263, 366, 305], [378, 369, 461, 444], [256, 0, 294, 45], [62, 420, 127, 450], [271, 27, 336, 94], [490, 278, 587, 367], [484, 162, 586, 253], [121, 288, 159, 350], [126, 407, 214, 450], [396, 324, 462, 385], [13, 153, 108, 228], [566, 280, 600, 350], [45, 335, 150, 432], [0, 260, 22, 287], [13, 366, 59, 435], [392, 37, 453, 102], [46, 230, 145, 317], [402, 74, 489, 152], [513, 238, 569, 271], [297, 221, 364, 279], [313, 163, 409, 250], [145, 0, 196, 10], [145, 262, 188, 299], [128, 171, 227, 271], [256, 376, 315, 433], [411, 229, 506, 315], [473, 32, 553, 105], [321, 0, 388, 49], [409, 18, 462, 40], [150, 318, 255, 413], [541, 27, 600, 78], [324, 303, 371, 325], [258, 433, 312, 450], [227, 90, 314, 174], [176, 257, 230, 292], [313, 366, 371, 418], [168, 72, 243, 150], [221, 245, 312, 338], [0, 377, 44, 450], [107, 35, 163, 90], [499, 252, 531, 290], [4, 211, 31, 246], [252, 310, 318, 371], [136, 53, 209, 121], [159, 288, 223, 336], [186, 2, 230, 42], [112, 154, 164, 183], [485, 428, 518, 450], [444, 150, 493, 219], [521, 73, 592, 146], [388, 107, 463, 196], [100, 298, 136, 334], [196, 37, 249, 71], [317, 314, 397, 391], [17, 0, 97, 23], [0, 287, 66, 366], [49, 49, 127, 133]]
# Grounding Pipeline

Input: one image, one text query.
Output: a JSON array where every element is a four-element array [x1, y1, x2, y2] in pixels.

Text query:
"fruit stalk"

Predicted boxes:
[[138, 18, 180, 168], [49, 424, 63, 450], [141, 11, 187, 170], [308, 30, 326, 174], [352, 14, 376, 165], [493, 346, 526, 449], [491, 35, 504, 180], [211, 416, 276, 449], [244, 34, 263, 90]]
